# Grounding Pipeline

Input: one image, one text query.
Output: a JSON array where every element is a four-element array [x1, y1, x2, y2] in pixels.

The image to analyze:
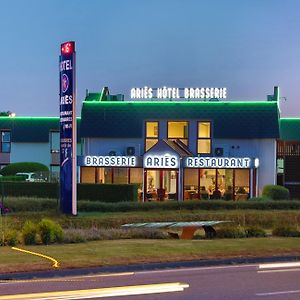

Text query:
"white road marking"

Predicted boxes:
[[259, 262, 300, 269], [256, 289, 300, 297], [258, 268, 300, 274], [0, 282, 189, 300]]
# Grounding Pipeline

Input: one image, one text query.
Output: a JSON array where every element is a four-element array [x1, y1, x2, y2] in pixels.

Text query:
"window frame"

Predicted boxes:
[[50, 130, 60, 153], [197, 121, 212, 155], [144, 121, 159, 152], [167, 120, 189, 147], [0, 130, 11, 153]]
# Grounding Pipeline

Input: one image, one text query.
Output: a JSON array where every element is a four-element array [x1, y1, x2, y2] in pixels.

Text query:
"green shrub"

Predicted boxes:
[[216, 225, 246, 238], [0, 176, 24, 182], [0, 162, 49, 176], [245, 226, 267, 237], [22, 221, 38, 245], [38, 219, 64, 244], [272, 225, 300, 237], [5, 230, 19, 246], [262, 185, 290, 200]]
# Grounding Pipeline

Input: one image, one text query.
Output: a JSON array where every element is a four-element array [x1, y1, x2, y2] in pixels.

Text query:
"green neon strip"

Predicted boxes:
[[83, 101, 275, 106]]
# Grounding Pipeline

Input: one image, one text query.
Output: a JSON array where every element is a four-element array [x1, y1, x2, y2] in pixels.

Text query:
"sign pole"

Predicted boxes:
[[59, 41, 77, 215]]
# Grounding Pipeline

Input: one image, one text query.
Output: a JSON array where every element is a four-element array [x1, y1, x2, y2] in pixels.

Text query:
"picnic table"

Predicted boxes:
[[122, 221, 228, 240]]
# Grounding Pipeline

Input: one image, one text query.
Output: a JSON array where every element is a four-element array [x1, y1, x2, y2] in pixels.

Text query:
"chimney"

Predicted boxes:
[[274, 86, 280, 102]]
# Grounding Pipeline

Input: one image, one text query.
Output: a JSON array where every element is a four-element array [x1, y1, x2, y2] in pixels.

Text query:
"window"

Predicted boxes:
[[145, 121, 158, 151], [50, 131, 59, 153], [1, 130, 11, 153], [168, 121, 188, 145], [197, 122, 211, 154]]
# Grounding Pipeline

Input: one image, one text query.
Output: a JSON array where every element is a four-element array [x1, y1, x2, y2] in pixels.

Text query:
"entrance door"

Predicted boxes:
[[145, 170, 178, 201]]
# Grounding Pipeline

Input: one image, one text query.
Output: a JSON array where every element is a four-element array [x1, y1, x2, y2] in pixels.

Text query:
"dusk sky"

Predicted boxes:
[[1, 0, 300, 117]]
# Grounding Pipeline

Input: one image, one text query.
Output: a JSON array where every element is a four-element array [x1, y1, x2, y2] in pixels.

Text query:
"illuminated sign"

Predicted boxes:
[[130, 87, 227, 99], [185, 157, 255, 168], [84, 156, 137, 167], [144, 154, 179, 168], [59, 41, 76, 216]]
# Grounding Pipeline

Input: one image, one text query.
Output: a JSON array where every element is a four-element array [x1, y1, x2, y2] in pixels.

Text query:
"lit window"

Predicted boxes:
[[1, 131, 11, 153], [197, 122, 211, 154], [145, 121, 158, 151], [168, 121, 188, 145]]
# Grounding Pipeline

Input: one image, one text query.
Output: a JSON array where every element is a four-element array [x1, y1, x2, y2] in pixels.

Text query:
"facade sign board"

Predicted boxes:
[[144, 154, 179, 169], [59, 41, 76, 215], [131, 87, 227, 100], [185, 157, 255, 168], [84, 155, 137, 167]]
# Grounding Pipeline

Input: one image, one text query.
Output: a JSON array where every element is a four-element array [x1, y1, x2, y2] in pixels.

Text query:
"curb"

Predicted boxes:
[[1, 254, 300, 280]]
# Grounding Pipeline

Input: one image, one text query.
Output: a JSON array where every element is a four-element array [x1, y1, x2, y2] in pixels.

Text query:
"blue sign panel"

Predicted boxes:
[[59, 41, 77, 215]]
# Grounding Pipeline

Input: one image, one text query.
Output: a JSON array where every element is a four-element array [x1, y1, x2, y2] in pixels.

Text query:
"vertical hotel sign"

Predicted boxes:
[[59, 41, 76, 215]]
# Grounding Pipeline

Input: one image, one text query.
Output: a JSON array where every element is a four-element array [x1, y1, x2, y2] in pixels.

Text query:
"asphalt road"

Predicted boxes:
[[1, 262, 300, 299]]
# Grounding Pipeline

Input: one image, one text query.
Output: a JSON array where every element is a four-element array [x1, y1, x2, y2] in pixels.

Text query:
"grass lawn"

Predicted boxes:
[[1, 237, 300, 274]]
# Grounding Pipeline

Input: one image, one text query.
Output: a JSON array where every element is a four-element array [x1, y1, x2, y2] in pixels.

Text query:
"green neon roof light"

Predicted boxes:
[[83, 100, 274, 105]]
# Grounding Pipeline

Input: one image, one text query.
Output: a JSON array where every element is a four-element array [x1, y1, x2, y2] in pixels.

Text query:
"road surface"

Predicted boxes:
[[1, 262, 300, 299]]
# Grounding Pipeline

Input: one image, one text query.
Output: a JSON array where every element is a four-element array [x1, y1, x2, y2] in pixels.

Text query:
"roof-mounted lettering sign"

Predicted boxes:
[[130, 87, 227, 100]]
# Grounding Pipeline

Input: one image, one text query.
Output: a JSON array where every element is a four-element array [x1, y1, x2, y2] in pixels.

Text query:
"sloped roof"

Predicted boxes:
[[145, 139, 193, 157], [80, 101, 280, 139], [0, 117, 81, 142], [280, 118, 300, 141]]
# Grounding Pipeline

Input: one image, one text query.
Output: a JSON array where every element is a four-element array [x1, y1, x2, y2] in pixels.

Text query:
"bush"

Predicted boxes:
[[245, 226, 267, 237], [272, 225, 300, 237], [22, 221, 38, 245], [0, 162, 49, 176], [38, 219, 64, 245], [216, 225, 246, 238], [262, 185, 290, 200], [5, 230, 19, 246]]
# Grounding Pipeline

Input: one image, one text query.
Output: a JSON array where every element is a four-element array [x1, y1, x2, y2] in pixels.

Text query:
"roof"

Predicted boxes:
[[280, 118, 300, 141], [80, 101, 280, 139], [0, 117, 81, 142], [145, 139, 193, 157]]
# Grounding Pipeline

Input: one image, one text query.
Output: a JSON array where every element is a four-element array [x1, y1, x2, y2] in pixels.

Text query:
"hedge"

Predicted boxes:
[[0, 162, 49, 176], [0, 176, 24, 182], [4, 198, 300, 213], [0, 182, 137, 202]]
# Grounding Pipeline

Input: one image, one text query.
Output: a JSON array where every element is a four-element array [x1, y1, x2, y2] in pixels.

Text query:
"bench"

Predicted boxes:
[[122, 221, 229, 240]]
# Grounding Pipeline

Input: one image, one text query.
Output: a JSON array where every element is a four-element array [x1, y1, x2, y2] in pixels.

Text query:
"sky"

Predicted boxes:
[[0, 0, 300, 117]]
